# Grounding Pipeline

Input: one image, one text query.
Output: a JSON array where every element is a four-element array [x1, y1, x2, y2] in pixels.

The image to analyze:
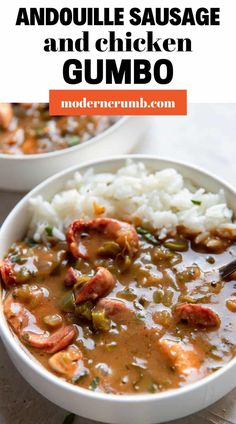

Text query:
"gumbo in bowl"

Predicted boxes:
[[1, 161, 236, 395]]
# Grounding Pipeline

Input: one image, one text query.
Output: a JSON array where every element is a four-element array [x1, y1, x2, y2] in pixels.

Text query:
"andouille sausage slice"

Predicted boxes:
[[23, 325, 77, 354], [74, 267, 115, 304], [96, 298, 134, 323], [66, 217, 139, 259], [64, 267, 79, 287], [175, 303, 221, 328]]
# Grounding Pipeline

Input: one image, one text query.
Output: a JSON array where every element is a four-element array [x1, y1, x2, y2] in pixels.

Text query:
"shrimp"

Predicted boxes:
[[0, 259, 17, 287], [23, 325, 77, 354], [66, 217, 139, 260], [3, 293, 34, 335], [95, 298, 134, 323], [4, 293, 76, 353]]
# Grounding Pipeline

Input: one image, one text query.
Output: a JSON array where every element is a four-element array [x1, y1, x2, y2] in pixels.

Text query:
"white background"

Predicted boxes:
[[0, 0, 235, 102]]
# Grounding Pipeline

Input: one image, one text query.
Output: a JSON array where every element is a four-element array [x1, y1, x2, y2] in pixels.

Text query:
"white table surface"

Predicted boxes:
[[0, 104, 236, 424]]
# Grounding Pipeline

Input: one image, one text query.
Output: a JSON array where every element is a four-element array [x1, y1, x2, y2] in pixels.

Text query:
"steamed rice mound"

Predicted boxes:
[[28, 161, 236, 242]]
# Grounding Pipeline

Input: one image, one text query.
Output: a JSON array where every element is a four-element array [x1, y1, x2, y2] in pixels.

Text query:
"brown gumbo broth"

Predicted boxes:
[[0, 103, 114, 154], [1, 218, 236, 395]]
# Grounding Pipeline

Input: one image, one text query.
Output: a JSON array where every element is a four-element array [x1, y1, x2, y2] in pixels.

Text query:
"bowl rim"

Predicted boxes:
[[1, 153, 236, 404], [0, 116, 128, 161]]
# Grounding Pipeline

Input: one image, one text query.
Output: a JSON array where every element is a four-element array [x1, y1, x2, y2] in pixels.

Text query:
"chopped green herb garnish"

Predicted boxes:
[[71, 369, 89, 384], [26, 238, 37, 247], [148, 383, 158, 393], [136, 313, 145, 320], [68, 136, 79, 147], [136, 226, 148, 236], [136, 227, 159, 245], [143, 233, 159, 245], [45, 226, 53, 237], [10, 254, 21, 263], [191, 199, 202, 206], [63, 413, 76, 424], [106, 341, 118, 351], [90, 376, 100, 390]]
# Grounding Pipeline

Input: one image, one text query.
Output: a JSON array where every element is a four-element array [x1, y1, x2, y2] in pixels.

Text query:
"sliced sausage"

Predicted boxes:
[[96, 298, 134, 323], [64, 267, 79, 287], [23, 325, 77, 354], [175, 303, 220, 328], [66, 217, 139, 260], [74, 267, 115, 304]]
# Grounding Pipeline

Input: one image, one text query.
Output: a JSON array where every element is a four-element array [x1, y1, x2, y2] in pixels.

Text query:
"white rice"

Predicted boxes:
[[28, 161, 236, 242]]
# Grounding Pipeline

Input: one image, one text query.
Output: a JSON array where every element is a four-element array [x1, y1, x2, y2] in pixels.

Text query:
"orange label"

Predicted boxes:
[[49, 89, 187, 116]]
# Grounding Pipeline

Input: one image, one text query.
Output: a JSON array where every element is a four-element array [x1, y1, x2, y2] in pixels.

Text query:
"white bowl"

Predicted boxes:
[[0, 116, 148, 192], [0, 155, 236, 424]]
